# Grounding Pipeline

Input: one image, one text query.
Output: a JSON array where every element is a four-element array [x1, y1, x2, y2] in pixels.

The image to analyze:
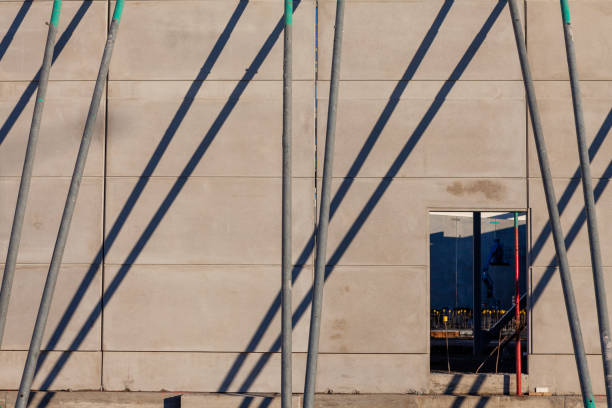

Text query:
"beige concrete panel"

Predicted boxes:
[[0, 263, 100, 351], [529, 354, 605, 395], [531, 266, 612, 355], [0, 82, 104, 177], [103, 351, 292, 392], [319, 266, 427, 353], [318, 0, 522, 81], [528, 82, 612, 179], [320, 178, 525, 266], [103, 352, 427, 393], [0, 351, 100, 390], [529, 178, 612, 267], [317, 81, 525, 178], [105, 177, 314, 265], [103, 264, 312, 352], [0, 177, 103, 264], [107, 81, 314, 178], [0, 1, 107, 81], [110, 1, 314, 81], [182, 394, 300, 408], [315, 353, 429, 394], [528, 0, 612, 80]]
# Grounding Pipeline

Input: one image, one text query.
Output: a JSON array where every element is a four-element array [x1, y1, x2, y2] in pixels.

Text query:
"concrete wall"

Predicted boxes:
[[0, 0, 610, 397]]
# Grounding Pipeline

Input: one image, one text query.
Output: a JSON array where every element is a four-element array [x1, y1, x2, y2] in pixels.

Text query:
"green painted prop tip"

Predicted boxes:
[[514, 212, 518, 228], [560, 0, 571, 24], [38, 98, 44, 102], [50, 0, 61, 27], [285, 0, 293, 25], [113, 0, 125, 22]]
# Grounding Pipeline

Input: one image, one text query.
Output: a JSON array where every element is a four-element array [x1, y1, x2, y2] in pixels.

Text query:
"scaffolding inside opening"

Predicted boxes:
[[429, 211, 527, 374]]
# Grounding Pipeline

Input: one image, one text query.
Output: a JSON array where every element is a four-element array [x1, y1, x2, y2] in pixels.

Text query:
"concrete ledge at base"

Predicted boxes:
[[181, 394, 300, 408], [181, 394, 608, 408], [429, 372, 529, 395], [0, 392, 606, 408], [4, 391, 181, 408]]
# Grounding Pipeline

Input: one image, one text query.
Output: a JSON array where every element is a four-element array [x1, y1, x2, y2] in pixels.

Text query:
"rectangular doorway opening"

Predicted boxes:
[[429, 211, 527, 375]]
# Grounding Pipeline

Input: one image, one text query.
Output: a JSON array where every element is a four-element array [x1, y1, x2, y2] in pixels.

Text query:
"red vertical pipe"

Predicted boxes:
[[515, 212, 522, 395]]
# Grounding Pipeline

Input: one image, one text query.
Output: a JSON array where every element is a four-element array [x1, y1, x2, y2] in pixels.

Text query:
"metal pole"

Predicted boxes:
[[281, 1, 293, 408], [473, 212, 482, 355], [15, 3, 124, 406], [0, 0, 62, 346], [303, 1, 344, 407], [560, 1, 612, 404], [508, 0, 595, 406], [514, 212, 521, 395]]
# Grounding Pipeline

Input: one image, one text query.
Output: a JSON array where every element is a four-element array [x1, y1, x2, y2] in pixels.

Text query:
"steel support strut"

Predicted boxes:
[[15, 3, 125, 407], [0, 0, 62, 346], [507, 0, 595, 406], [303, 1, 345, 407], [559, 1, 612, 404], [282, 1, 293, 407]]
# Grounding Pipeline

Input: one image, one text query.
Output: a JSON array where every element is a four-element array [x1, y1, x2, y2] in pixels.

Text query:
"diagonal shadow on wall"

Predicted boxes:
[[22, 0, 452, 402], [25, 0, 514, 405], [223, 0, 608, 401], [0, 0, 33, 64], [25, 1, 296, 406], [529, 108, 612, 306], [0, 0, 93, 146], [216, 0, 457, 401], [15, 0, 610, 406], [220, 3, 510, 406]]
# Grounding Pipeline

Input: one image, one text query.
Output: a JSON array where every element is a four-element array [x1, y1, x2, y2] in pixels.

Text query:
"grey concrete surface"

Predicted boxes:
[[0, 178, 103, 264], [0, 1, 106, 81], [318, 266, 427, 354], [104, 177, 314, 265], [317, 0, 523, 81], [528, 0, 612, 81], [0, 351, 100, 390], [316, 81, 526, 179], [529, 177, 612, 267], [0, 81, 105, 177], [0, 0, 609, 398], [102, 352, 429, 393], [531, 267, 612, 355], [107, 81, 314, 178], [528, 82, 612, 179], [530, 354, 606, 396], [318, 177, 526, 267], [0, 264, 101, 351], [102, 265, 313, 352], [109, 1, 315, 81]]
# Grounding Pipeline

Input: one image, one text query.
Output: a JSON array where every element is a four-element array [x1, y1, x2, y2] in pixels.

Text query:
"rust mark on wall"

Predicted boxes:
[[330, 318, 347, 341], [446, 180, 506, 201]]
